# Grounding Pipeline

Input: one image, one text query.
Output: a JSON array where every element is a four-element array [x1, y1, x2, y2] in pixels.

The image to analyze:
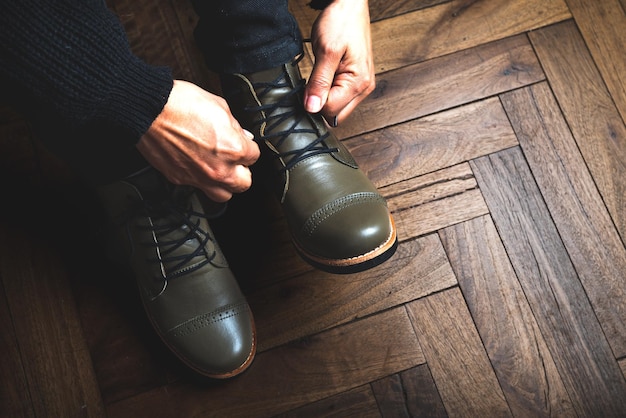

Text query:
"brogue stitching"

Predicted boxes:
[[167, 302, 249, 338]]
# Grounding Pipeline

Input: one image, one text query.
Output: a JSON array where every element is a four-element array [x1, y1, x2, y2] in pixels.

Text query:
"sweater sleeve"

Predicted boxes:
[[0, 0, 173, 143]]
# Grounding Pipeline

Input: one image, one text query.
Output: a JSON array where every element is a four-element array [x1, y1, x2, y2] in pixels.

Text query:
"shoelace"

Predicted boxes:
[[128, 192, 217, 281], [244, 57, 338, 172]]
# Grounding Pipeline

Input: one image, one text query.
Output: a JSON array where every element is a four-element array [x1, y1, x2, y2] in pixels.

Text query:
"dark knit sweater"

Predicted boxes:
[[0, 0, 173, 144]]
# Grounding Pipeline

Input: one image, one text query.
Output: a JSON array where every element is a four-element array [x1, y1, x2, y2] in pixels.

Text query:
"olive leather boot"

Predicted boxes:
[[221, 58, 397, 273], [97, 167, 256, 378]]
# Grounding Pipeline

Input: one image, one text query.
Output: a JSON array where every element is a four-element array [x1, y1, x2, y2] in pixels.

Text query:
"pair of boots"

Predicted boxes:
[[97, 59, 397, 378]]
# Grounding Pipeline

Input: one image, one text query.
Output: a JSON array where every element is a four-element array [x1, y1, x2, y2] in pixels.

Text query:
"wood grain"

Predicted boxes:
[[564, 0, 626, 123], [370, 374, 412, 417], [334, 34, 544, 139], [293, 0, 567, 78], [371, 364, 447, 417], [406, 288, 512, 417], [369, 0, 451, 22], [440, 215, 574, 417], [168, 0, 222, 92], [0, 122, 104, 417], [345, 98, 518, 188], [0, 281, 34, 418], [250, 234, 456, 352], [384, 165, 489, 241], [500, 84, 626, 359], [106, 307, 424, 417], [276, 385, 381, 418], [529, 20, 626, 247], [0, 226, 105, 417], [71, 263, 171, 405], [471, 147, 626, 416], [397, 366, 448, 418], [290, 0, 452, 30], [3, 0, 626, 416], [369, 0, 570, 73]]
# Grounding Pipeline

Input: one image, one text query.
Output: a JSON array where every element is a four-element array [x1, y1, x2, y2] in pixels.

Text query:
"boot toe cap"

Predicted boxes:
[[165, 302, 256, 378], [295, 194, 397, 272]]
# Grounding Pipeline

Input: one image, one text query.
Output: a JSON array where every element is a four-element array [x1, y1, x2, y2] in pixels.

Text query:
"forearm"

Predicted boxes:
[[0, 0, 173, 141]]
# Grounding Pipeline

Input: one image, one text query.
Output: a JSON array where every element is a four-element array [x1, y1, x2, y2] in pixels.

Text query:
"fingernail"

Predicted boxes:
[[306, 95, 322, 113], [243, 129, 254, 140]]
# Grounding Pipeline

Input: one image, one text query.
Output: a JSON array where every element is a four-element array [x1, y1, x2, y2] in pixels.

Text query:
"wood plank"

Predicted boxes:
[[529, 20, 626, 246], [397, 366, 448, 418], [0, 225, 105, 418], [371, 375, 411, 418], [471, 147, 626, 415], [440, 215, 575, 417], [385, 170, 489, 240], [0, 122, 105, 417], [371, 365, 447, 418], [369, 0, 452, 22], [168, 0, 222, 92], [500, 84, 626, 359], [107, 0, 189, 79], [346, 98, 518, 188], [369, 0, 570, 73], [275, 385, 381, 418], [85, 195, 455, 398], [71, 264, 171, 405], [381, 163, 478, 205], [565, 0, 626, 123], [334, 34, 544, 139], [406, 288, 512, 417], [292, 0, 569, 75], [79, 237, 451, 403], [0, 281, 34, 418], [290, 0, 451, 30], [250, 234, 456, 352], [106, 306, 424, 417]]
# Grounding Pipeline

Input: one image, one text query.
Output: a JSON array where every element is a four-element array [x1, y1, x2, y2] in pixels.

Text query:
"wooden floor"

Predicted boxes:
[[1, 0, 626, 416]]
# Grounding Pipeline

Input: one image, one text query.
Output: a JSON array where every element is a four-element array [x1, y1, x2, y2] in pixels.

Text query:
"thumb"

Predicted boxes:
[[304, 52, 342, 113]]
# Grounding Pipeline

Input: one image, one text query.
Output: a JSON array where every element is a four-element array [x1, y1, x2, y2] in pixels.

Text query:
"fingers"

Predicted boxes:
[[306, 0, 374, 125], [137, 80, 262, 203], [201, 131, 258, 202], [304, 48, 343, 114], [322, 74, 375, 125], [200, 164, 253, 203], [239, 128, 260, 167]]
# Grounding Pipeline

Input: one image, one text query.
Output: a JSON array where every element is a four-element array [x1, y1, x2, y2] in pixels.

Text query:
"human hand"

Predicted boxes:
[[137, 80, 260, 202], [304, 0, 375, 126]]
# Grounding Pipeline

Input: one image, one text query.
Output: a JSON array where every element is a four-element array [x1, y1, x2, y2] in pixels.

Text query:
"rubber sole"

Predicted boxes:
[[295, 215, 399, 274]]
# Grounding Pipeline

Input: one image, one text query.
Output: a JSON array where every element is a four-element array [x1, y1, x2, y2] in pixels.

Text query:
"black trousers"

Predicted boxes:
[[192, 0, 302, 73]]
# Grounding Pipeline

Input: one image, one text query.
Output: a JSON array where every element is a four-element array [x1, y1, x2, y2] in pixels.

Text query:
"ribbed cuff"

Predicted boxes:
[[99, 57, 173, 143]]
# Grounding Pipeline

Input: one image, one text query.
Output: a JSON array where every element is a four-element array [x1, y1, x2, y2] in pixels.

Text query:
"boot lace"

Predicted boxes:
[[126, 189, 217, 281], [244, 56, 338, 172]]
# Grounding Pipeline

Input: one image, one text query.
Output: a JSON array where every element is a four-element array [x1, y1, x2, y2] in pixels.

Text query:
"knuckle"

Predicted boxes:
[[317, 41, 342, 58], [214, 95, 229, 108]]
